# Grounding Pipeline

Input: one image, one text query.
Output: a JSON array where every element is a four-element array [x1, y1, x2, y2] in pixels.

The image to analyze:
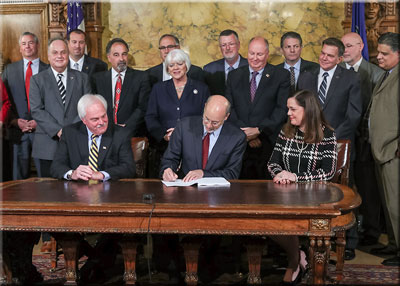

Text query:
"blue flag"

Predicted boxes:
[[67, 0, 85, 34], [351, 2, 369, 61]]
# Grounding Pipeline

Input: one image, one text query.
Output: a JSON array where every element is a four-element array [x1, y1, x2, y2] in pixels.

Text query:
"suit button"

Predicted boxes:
[[177, 107, 180, 110]]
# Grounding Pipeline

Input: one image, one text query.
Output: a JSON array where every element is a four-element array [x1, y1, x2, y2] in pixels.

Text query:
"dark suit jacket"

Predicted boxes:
[[30, 68, 91, 160], [51, 121, 135, 180], [225, 64, 290, 144], [2, 59, 48, 142], [93, 67, 151, 137], [203, 55, 248, 95], [145, 78, 210, 142], [298, 65, 362, 144], [160, 116, 246, 180], [69, 55, 108, 79], [146, 63, 205, 88], [276, 58, 319, 89]]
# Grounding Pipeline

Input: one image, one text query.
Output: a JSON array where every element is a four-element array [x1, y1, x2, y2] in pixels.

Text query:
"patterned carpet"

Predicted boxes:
[[32, 253, 400, 285]]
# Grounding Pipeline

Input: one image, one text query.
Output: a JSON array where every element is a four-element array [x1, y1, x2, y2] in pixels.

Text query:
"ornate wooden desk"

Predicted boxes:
[[0, 178, 360, 285]]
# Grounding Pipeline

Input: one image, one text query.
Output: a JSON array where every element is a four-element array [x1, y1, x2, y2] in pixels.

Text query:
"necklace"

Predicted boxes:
[[175, 85, 185, 92], [295, 131, 308, 173]]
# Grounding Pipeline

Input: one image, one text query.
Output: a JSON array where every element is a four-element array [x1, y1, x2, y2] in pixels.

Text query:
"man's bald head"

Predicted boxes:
[[342, 32, 364, 66], [203, 95, 231, 132]]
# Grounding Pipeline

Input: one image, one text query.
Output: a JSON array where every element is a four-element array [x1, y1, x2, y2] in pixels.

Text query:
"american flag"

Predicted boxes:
[[351, 2, 369, 61], [67, 0, 85, 33]]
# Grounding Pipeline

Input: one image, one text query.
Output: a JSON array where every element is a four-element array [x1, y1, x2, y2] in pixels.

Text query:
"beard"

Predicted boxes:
[[116, 61, 127, 72]]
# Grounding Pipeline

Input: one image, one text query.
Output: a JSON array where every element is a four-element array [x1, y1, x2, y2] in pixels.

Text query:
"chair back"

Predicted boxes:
[[130, 137, 149, 178], [331, 139, 351, 186]]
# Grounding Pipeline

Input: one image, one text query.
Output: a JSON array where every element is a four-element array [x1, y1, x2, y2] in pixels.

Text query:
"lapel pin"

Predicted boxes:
[[103, 146, 107, 149], [266, 74, 270, 78], [193, 89, 198, 94], [70, 76, 74, 80]]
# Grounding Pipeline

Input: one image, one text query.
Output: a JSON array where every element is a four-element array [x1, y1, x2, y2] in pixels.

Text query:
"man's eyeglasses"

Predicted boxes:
[[220, 43, 237, 49], [203, 116, 223, 127], [159, 45, 178, 50]]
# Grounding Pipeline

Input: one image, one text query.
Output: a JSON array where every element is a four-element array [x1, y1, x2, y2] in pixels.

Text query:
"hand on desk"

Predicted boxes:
[[163, 168, 178, 182], [273, 170, 296, 184], [183, 169, 204, 182], [71, 165, 104, 181]]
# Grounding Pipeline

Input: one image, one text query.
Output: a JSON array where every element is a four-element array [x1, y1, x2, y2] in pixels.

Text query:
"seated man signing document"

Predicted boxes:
[[51, 94, 135, 181], [161, 95, 246, 182]]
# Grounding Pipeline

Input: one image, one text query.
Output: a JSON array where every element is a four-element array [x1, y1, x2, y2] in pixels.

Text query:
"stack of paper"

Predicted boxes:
[[162, 177, 230, 187]]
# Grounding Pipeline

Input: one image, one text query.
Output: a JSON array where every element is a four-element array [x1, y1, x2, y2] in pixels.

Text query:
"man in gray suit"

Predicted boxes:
[[30, 37, 91, 177], [341, 32, 385, 248], [203, 29, 248, 95], [276, 31, 319, 93], [2, 32, 48, 179], [369, 32, 400, 266], [161, 95, 246, 181]]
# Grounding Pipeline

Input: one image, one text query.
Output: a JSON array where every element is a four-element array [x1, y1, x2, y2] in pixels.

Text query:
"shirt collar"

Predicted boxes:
[[284, 58, 301, 70], [86, 127, 102, 140], [319, 65, 337, 78], [249, 66, 265, 75], [69, 55, 85, 68], [112, 68, 126, 78], [23, 58, 39, 66], [224, 55, 241, 72], [51, 66, 67, 78], [203, 123, 223, 138], [345, 57, 363, 72]]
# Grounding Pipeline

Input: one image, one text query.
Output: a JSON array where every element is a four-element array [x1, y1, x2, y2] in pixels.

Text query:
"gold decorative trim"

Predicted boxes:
[[311, 219, 330, 231]]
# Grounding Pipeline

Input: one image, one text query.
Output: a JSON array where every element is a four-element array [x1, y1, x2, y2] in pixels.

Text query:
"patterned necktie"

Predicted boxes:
[[318, 72, 329, 105], [289, 66, 296, 92], [202, 133, 210, 170], [250, 71, 258, 102], [89, 134, 99, 172], [226, 66, 234, 81], [379, 71, 390, 88], [114, 74, 122, 124], [349, 66, 355, 71], [57, 73, 66, 105], [73, 62, 79, 71], [25, 61, 32, 111]]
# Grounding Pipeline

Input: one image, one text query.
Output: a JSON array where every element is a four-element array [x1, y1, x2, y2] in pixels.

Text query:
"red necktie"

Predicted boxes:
[[25, 61, 32, 111], [202, 133, 210, 169], [114, 74, 122, 123]]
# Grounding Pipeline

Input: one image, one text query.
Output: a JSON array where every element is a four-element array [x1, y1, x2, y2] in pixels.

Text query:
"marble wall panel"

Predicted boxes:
[[102, 1, 345, 69]]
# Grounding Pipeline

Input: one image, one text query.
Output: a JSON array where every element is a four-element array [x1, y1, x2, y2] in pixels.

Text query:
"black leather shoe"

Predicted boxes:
[[370, 246, 397, 255], [344, 249, 355, 260], [382, 256, 400, 266]]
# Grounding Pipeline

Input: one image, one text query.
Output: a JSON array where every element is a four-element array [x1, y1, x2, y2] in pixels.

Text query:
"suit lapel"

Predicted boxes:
[[166, 79, 179, 103], [65, 69, 75, 109], [193, 118, 204, 169], [119, 68, 132, 106], [78, 123, 90, 164], [252, 65, 273, 105], [47, 68, 64, 107], [323, 66, 342, 107], [97, 126, 113, 167], [206, 124, 226, 169], [240, 68, 252, 105], [82, 56, 91, 75]]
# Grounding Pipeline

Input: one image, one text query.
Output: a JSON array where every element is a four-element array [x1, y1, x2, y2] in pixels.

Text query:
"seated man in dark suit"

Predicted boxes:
[[277, 31, 319, 93], [161, 95, 246, 181], [67, 29, 108, 80], [51, 93, 135, 180], [146, 34, 204, 88], [203, 29, 248, 95]]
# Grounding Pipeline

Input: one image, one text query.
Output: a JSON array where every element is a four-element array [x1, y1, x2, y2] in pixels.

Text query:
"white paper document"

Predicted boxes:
[[162, 177, 230, 187]]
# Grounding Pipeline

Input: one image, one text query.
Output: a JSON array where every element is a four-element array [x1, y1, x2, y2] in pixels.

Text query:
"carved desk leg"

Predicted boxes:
[[182, 238, 202, 286], [309, 236, 331, 285], [57, 238, 79, 286], [245, 239, 264, 285], [335, 230, 346, 281], [119, 237, 139, 285]]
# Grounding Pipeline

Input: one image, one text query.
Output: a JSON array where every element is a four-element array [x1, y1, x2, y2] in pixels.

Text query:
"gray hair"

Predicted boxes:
[[48, 37, 68, 49], [19, 32, 39, 45], [164, 49, 191, 74], [77, 94, 108, 120]]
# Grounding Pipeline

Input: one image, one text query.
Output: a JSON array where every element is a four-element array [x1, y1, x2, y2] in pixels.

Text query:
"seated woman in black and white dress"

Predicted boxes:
[[267, 89, 337, 285]]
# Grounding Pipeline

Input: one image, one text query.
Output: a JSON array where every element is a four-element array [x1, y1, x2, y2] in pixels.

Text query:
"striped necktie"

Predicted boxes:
[[289, 66, 296, 92], [89, 134, 99, 172], [318, 72, 329, 105], [57, 73, 66, 105]]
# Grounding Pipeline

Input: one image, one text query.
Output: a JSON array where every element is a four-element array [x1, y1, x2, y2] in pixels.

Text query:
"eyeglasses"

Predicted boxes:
[[220, 42, 237, 49], [159, 45, 178, 50], [203, 116, 223, 127]]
